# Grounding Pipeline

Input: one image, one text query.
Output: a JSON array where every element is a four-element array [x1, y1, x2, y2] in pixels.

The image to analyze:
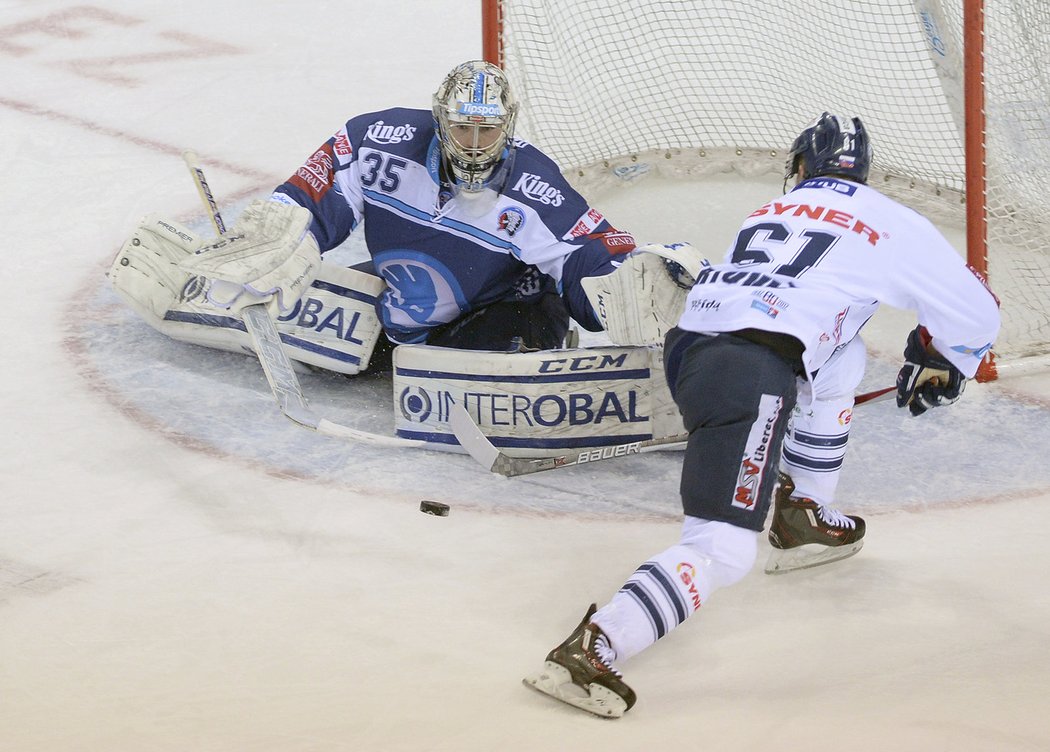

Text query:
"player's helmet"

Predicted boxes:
[[433, 60, 519, 193], [785, 112, 872, 185]]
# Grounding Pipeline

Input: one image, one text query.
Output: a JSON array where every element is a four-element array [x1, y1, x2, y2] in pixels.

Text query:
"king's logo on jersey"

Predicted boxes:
[[513, 172, 565, 206], [365, 121, 417, 145]]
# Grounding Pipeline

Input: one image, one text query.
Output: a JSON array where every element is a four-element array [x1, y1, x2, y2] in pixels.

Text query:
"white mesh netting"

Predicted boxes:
[[497, 0, 1050, 358]]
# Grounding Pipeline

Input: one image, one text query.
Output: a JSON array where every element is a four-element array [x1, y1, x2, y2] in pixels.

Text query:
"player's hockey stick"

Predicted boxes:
[[849, 355, 1043, 408], [449, 404, 687, 476], [854, 385, 896, 405], [180, 151, 425, 449], [450, 383, 902, 477]]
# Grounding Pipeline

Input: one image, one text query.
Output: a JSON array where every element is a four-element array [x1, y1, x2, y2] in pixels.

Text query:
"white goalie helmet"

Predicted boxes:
[[432, 60, 519, 192]]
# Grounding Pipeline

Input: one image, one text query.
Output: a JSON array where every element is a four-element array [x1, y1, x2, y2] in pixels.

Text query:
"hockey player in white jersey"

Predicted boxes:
[[523, 113, 1001, 718]]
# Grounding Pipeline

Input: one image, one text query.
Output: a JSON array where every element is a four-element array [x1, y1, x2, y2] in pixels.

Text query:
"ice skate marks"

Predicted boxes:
[[522, 661, 629, 719]]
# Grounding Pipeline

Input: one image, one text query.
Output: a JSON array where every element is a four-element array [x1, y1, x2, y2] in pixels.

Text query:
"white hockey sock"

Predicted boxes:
[[591, 519, 756, 663], [785, 336, 865, 506], [590, 545, 708, 663], [781, 394, 854, 507]]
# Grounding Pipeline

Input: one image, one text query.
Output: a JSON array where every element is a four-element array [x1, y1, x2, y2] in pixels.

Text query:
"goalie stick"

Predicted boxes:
[[449, 383, 899, 477], [180, 150, 424, 449]]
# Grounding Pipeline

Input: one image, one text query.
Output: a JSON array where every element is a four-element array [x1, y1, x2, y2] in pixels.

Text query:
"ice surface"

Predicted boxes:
[[2, 3, 1049, 751]]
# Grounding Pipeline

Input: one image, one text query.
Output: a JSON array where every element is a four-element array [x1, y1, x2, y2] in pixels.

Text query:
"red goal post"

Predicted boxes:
[[482, 0, 1050, 381]]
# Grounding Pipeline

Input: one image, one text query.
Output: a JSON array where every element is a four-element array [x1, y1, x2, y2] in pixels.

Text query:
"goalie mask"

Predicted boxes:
[[433, 60, 518, 193], [785, 112, 872, 186]]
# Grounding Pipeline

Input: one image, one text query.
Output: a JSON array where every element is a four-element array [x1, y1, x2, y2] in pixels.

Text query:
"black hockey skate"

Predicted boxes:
[[523, 604, 636, 718], [765, 472, 866, 574]]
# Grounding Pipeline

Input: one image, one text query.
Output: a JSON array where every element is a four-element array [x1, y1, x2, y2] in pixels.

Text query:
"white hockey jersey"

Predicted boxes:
[[677, 177, 1001, 378]]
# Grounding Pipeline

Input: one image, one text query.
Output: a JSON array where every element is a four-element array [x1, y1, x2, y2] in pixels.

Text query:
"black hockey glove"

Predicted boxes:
[[895, 326, 966, 416]]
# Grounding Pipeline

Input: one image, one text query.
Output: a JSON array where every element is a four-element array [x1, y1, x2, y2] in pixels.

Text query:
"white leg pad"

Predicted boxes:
[[272, 265, 385, 373], [392, 342, 684, 454]]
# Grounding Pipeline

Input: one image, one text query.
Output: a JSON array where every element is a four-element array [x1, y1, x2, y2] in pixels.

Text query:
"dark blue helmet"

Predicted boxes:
[[785, 112, 872, 184]]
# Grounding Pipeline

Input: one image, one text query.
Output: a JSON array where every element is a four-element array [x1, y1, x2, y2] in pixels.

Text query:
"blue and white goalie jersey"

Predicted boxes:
[[677, 177, 1001, 379], [273, 107, 634, 344]]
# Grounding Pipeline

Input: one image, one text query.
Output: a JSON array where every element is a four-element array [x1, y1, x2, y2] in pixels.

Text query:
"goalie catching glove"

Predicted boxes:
[[895, 325, 966, 416], [110, 202, 385, 375], [178, 199, 321, 316], [582, 243, 708, 346]]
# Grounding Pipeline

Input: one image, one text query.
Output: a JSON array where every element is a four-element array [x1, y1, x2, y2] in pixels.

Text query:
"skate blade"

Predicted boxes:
[[765, 540, 864, 575], [522, 661, 627, 719]]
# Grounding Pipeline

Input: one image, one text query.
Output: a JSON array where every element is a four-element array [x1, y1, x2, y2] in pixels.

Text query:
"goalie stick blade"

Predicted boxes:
[[523, 662, 628, 719], [315, 417, 426, 448], [241, 303, 313, 414]]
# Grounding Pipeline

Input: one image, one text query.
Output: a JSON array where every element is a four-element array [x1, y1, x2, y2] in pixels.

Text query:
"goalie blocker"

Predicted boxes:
[[582, 242, 708, 346], [109, 210, 385, 374]]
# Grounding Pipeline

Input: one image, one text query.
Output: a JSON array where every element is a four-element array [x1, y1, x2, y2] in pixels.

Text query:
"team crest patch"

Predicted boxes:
[[498, 207, 526, 236]]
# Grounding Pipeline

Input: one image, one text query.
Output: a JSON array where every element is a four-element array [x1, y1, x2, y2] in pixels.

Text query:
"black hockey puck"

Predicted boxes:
[[419, 500, 450, 517]]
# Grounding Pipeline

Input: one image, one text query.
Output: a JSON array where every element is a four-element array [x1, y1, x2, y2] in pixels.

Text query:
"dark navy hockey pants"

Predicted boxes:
[[664, 328, 800, 532]]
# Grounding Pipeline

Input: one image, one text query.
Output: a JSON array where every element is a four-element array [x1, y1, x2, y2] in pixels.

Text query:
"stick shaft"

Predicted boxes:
[[854, 385, 896, 405], [182, 150, 227, 236], [177, 151, 423, 448]]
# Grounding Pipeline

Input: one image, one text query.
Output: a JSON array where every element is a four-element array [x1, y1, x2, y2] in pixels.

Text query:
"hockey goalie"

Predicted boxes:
[[108, 60, 706, 456]]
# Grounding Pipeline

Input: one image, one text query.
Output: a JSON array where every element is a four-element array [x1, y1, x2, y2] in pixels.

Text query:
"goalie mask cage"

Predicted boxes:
[[482, 0, 1050, 376]]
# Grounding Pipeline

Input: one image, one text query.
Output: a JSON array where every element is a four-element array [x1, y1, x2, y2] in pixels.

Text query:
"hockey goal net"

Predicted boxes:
[[483, 0, 1050, 370]]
